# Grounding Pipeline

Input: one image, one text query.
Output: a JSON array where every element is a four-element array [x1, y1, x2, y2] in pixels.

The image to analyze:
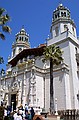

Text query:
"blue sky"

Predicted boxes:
[[0, 0, 79, 71]]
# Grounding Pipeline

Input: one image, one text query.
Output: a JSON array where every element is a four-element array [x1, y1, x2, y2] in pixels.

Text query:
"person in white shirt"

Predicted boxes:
[[13, 111, 17, 120], [4, 108, 7, 116], [14, 112, 22, 120]]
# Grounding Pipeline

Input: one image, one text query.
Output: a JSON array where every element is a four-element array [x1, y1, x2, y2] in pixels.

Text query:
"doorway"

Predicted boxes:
[[11, 94, 16, 111]]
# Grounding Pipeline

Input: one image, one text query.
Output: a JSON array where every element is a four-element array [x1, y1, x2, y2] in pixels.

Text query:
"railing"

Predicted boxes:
[[58, 109, 79, 120]]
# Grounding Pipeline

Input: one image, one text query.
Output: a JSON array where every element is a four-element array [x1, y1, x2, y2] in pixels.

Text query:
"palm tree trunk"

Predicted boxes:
[[50, 58, 54, 114]]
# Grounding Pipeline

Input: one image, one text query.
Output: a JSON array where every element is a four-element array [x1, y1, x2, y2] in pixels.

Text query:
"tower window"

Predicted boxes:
[[19, 37, 21, 41], [61, 12, 64, 17], [72, 27, 75, 36], [55, 26, 59, 37], [75, 47, 78, 54], [22, 37, 23, 41], [64, 25, 68, 31], [61, 12, 66, 17], [19, 48, 22, 53], [55, 14, 57, 19], [64, 12, 66, 17], [25, 37, 28, 41]]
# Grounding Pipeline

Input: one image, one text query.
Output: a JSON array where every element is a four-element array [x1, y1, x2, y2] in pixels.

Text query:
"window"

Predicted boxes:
[[25, 37, 28, 41], [64, 12, 66, 17], [55, 14, 57, 19], [19, 48, 22, 53], [22, 37, 23, 41], [55, 26, 59, 36], [75, 47, 78, 54], [72, 27, 75, 36], [61, 12, 64, 17], [64, 25, 68, 31], [19, 37, 21, 41], [61, 12, 66, 17]]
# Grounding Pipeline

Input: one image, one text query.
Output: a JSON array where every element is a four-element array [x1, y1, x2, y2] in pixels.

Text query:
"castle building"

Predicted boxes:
[[0, 3, 79, 112]]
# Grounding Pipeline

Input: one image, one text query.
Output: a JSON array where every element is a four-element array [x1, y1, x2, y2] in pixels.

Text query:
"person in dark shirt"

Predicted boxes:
[[30, 107, 35, 120]]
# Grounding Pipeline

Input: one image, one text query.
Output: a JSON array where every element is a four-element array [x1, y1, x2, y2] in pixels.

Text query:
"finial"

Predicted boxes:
[[59, 0, 63, 6]]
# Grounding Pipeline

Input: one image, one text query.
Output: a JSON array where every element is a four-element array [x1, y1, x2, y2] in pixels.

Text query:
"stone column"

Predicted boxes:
[[22, 72, 26, 107]]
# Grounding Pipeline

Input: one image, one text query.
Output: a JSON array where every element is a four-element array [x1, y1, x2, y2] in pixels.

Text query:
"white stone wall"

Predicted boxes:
[[69, 42, 79, 109], [36, 75, 44, 108], [35, 56, 44, 69], [54, 71, 65, 110]]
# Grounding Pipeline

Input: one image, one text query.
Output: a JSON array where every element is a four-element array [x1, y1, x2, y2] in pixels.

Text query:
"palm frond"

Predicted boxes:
[[0, 32, 5, 40], [0, 57, 4, 64], [0, 8, 5, 16], [2, 25, 11, 33], [6, 14, 10, 20], [43, 44, 63, 65]]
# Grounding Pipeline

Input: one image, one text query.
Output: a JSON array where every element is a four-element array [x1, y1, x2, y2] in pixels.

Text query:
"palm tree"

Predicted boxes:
[[43, 44, 63, 114], [0, 8, 11, 40], [0, 56, 4, 64], [0, 8, 11, 75]]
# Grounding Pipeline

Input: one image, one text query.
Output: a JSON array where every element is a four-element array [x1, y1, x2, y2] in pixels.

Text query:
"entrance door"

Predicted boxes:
[[11, 94, 16, 111]]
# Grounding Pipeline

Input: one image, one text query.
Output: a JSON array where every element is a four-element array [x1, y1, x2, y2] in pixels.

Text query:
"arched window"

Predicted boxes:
[[22, 37, 23, 41], [61, 12, 64, 17], [19, 37, 21, 41], [19, 48, 22, 53]]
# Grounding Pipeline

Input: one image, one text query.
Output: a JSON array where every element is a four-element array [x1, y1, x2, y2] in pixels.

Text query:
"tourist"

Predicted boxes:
[[28, 111, 32, 120], [13, 110, 17, 120], [25, 104, 28, 113], [30, 107, 35, 120], [15, 111, 22, 120], [25, 110, 28, 120], [4, 108, 8, 120]]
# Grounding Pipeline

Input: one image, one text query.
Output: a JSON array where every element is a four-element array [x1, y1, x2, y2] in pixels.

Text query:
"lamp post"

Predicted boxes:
[[55, 98, 58, 115], [12, 102, 14, 112]]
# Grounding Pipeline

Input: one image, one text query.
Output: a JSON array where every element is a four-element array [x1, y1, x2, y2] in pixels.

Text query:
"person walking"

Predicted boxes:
[[28, 111, 32, 120], [30, 107, 35, 120]]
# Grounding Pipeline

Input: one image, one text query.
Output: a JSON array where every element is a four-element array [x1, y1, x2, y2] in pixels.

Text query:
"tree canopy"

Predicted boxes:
[[0, 8, 11, 40], [43, 44, 63, 65]]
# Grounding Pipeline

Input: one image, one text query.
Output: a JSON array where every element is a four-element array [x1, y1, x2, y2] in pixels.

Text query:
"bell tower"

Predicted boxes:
[[11, 27, 30, 58], [50, 3, 77, 39]]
